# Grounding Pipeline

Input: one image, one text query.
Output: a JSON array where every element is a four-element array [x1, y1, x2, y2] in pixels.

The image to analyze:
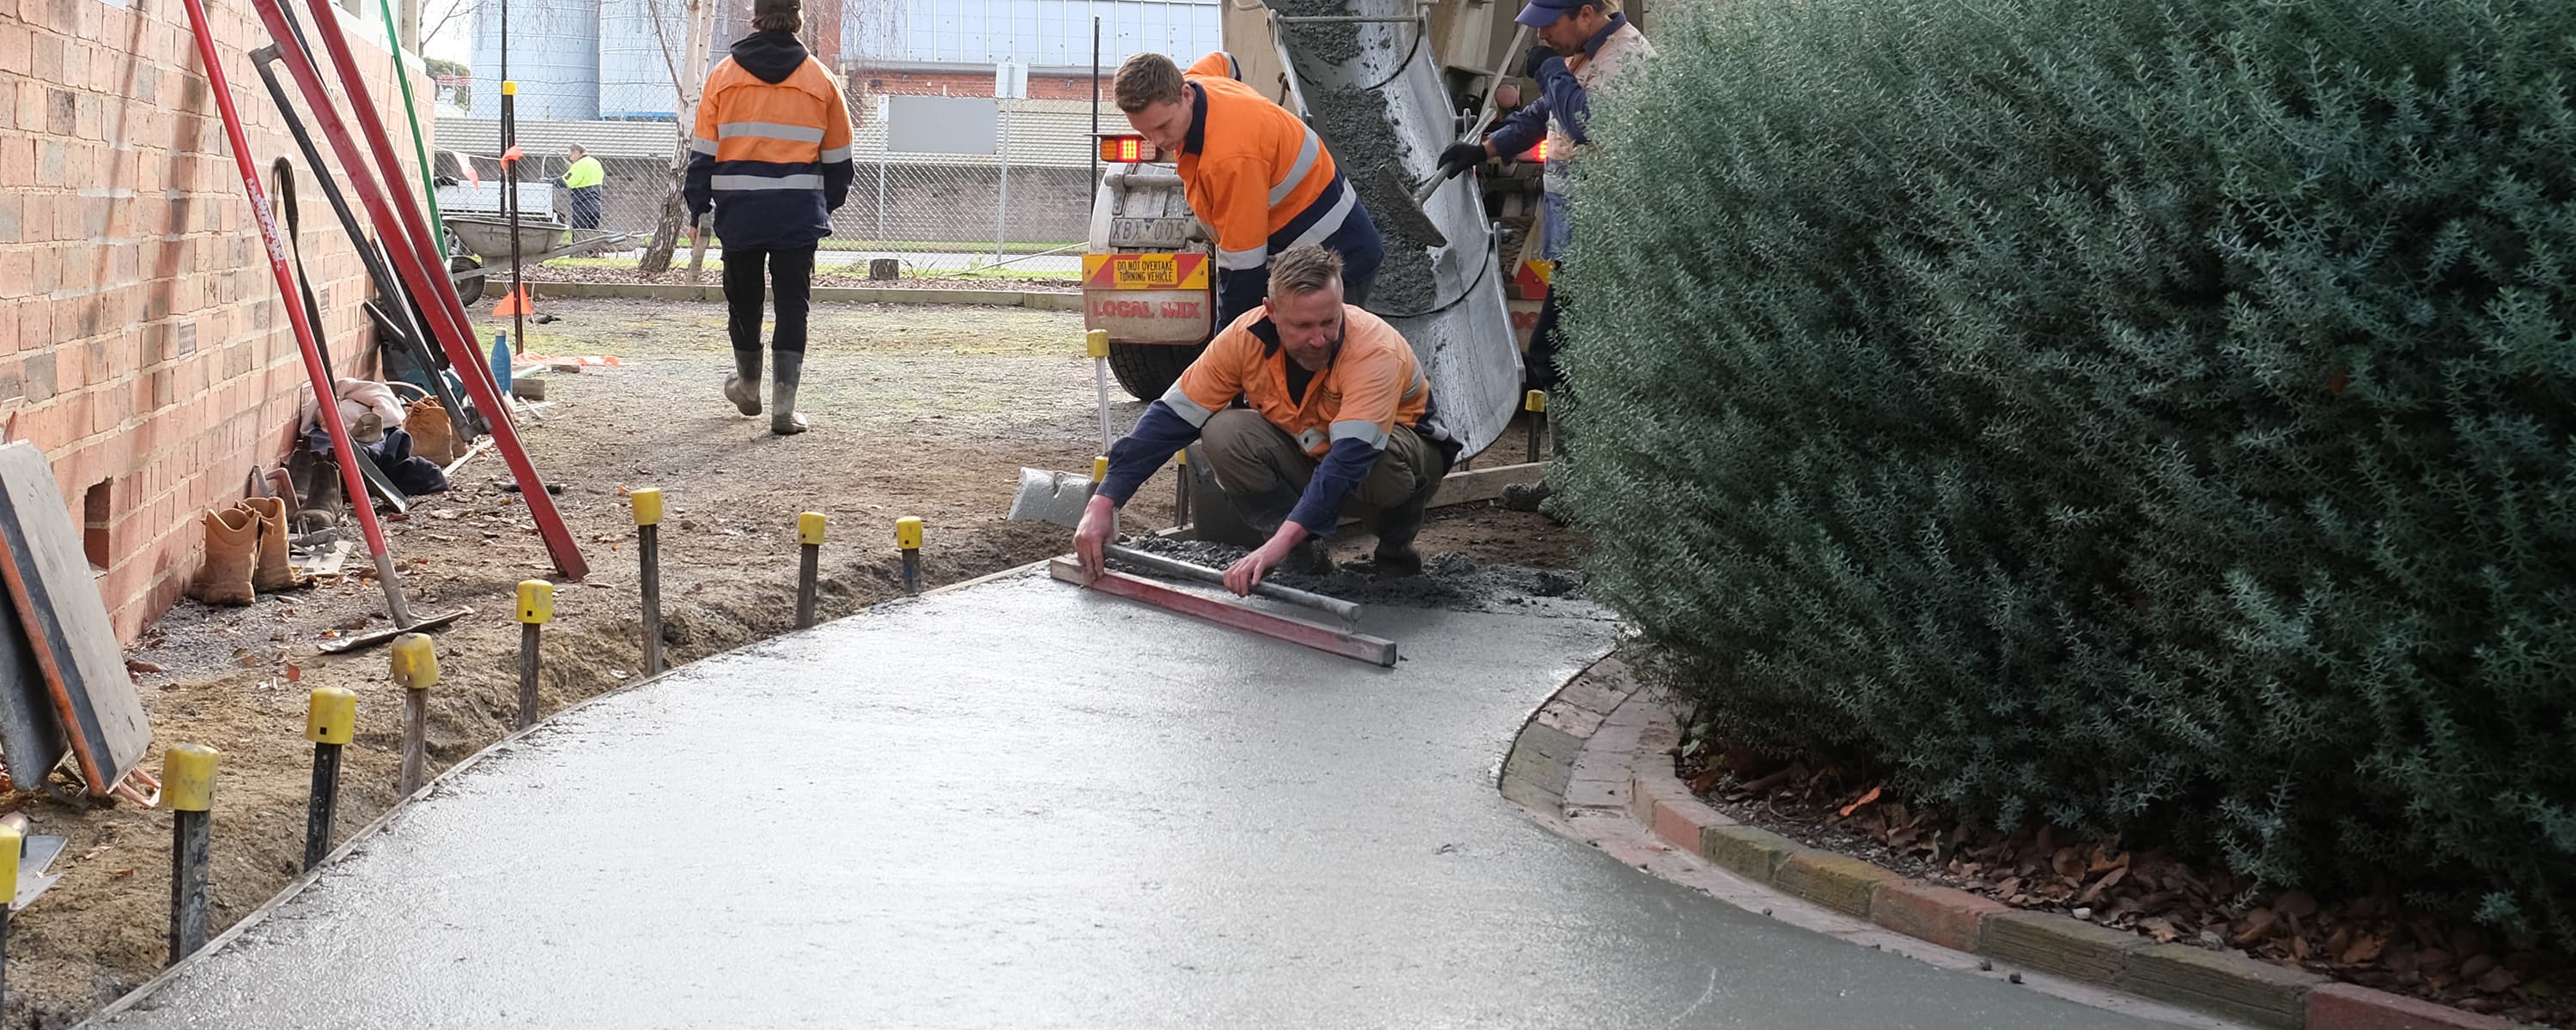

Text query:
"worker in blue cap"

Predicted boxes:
[[1439, 0, 1653, 512]]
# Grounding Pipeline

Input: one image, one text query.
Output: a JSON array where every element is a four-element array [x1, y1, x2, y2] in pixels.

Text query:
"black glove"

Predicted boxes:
[[1524, 44, 1560, 79], [1439, 142, 1488, 170]]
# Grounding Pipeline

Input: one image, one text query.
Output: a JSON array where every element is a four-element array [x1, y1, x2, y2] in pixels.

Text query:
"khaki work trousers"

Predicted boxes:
[[1200, 409, 1442, 530]]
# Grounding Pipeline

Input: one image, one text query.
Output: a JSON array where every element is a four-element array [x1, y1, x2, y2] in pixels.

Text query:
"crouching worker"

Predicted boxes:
[[1075, 245, 1457, 593]]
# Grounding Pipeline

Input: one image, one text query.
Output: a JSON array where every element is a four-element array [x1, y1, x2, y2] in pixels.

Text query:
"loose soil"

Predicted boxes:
[[1, 297, 1574, 1029], [512, 263, 1079, 293], [1674, 732, 2574, 1027]]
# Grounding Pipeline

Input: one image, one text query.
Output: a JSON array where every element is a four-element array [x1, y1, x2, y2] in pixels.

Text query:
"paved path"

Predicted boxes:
[[91, 571, 2180, 1029]]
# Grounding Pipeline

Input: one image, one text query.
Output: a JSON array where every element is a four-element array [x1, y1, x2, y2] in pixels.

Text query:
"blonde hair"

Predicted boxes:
[[1268, 245, 1344, 298], [1114, 53, 1187, 112]]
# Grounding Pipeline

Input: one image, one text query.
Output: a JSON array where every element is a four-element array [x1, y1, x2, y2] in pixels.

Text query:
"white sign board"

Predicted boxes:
[[994, 61, 1030, 100], [886, 95, 999, 156]]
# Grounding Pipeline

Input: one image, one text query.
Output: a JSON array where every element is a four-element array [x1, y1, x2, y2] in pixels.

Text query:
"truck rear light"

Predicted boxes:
[[1098, 136, 1161, 163], [1523, 138, 1548, 162]]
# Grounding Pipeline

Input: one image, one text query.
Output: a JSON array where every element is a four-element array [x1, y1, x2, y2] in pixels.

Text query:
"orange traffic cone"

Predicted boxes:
[[492, 286, 532, 317]]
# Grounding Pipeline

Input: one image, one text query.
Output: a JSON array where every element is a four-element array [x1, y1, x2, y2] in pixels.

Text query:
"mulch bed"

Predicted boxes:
[[1678, 743, 2571, 1026]]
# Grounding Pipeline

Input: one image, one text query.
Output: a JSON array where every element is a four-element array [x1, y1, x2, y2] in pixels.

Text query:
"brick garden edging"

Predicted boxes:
[[1500, 657, 2518, 1030]]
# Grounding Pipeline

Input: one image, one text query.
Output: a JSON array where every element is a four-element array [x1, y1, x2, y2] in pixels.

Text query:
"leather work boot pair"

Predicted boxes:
[[723, 350, 808, 435], [405, 397, 459, 465], [189, 497, 304, 607]]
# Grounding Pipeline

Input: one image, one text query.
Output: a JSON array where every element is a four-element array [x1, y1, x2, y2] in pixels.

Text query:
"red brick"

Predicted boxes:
[[1650, 791, 1731, 854], [1871, 881, 2008, 952], [2304, 984, 2510, 1030]]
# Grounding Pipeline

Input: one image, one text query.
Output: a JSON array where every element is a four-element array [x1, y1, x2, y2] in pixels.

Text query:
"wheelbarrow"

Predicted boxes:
[[443, 215, 634, 305]]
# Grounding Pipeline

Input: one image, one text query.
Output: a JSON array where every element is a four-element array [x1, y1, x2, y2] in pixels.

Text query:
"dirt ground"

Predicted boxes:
[[0, 297, 1574, 1028]]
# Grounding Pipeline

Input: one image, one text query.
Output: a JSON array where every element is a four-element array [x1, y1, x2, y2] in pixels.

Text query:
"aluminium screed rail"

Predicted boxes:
[[175, 0, 418, 631], [253, 0, 588, 579]]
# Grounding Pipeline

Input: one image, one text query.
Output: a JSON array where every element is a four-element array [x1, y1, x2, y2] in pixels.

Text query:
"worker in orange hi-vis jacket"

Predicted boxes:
[[684, 0, 854, 436], [1112, 51, 1386, 332], [1076, 245, 1459, 593]]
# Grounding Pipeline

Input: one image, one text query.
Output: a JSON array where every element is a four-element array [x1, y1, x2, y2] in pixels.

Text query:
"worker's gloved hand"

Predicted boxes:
[[1439, 142, 1488, 171], [1524, 45, 1562, 79], [1073, 494, 1119, 580]]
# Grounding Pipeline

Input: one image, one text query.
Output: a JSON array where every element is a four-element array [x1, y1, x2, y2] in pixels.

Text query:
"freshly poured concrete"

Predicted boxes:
[[92, 571, 2175, 1029]]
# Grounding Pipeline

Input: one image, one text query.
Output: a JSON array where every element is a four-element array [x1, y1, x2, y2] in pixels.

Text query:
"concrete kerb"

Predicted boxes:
[[528, 280, 1084, 311], [1498, 663, 2515, 1030]]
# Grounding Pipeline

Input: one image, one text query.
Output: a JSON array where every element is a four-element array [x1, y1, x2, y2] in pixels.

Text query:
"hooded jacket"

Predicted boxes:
[[684, 32, 855, 249]]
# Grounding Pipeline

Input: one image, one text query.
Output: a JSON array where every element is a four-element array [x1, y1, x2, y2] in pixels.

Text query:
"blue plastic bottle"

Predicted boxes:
[[490, 333, 512, 394]]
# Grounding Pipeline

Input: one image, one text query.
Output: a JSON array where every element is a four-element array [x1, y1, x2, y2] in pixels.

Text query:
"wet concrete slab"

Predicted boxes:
[[90, 570, 2175, 1029]]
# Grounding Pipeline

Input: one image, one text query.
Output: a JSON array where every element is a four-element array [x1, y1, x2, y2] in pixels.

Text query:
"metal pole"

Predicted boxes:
[[796, 512, 824, 629], [302, 687, 354, 872], [993, 94, 1011, 263], [1103, 544, 1364, 625], [632, 488, 665, 676], [1174, 446, 1191, 529], [515, 580, 552, 730], [165, 744, 220, 966], [1091, 15, 1099, 209], [392, 633, 438, 797], [1526, 390, 1546, 463]]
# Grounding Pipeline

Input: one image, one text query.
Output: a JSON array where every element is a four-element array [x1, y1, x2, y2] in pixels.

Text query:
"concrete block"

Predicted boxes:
[[2304, 983, 2511, 1030], [1869, 881, 2007, 952], [2122, 943, 2325, 1029], [1773, 851, 1900, 918], [1981, 911, 2149, 986], [1533, 697, 1605, 740], [1701, 824, 1804, 883]]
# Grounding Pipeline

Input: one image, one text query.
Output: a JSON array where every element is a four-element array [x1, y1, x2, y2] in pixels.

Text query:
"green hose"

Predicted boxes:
[[378, 0, 443, 233]]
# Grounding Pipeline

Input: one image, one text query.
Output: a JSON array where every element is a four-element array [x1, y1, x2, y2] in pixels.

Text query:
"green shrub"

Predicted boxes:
[[1558, 0, 2576, 935]]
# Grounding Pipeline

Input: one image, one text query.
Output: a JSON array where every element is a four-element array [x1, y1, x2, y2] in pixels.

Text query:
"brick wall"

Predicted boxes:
[[0, 0, 429, 641]]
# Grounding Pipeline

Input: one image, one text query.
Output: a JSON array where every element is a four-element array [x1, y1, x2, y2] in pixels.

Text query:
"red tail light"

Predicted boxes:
[[1098, 136, 1159, 162]]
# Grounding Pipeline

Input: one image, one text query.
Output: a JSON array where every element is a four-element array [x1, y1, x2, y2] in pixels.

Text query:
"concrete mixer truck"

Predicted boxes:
[[1082, 0, 1661, 462]]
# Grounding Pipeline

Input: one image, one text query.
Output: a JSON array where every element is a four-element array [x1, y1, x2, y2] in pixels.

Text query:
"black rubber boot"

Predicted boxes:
[[1370, 494, 1430, 577], [723, 348, 762, 416], [770, 349, 809, 435], [1225, 482, 1331, 574], [1498, 479, 1553, 512]]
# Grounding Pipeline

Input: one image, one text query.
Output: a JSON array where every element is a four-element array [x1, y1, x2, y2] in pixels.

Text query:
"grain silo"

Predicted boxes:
[[469, 0, 605, 122], [597, 0, 682, 119]]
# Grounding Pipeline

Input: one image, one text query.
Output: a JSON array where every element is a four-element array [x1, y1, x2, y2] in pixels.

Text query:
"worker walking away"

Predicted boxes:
[[1114, 52, 1385, 330], [556, 144, 605, 231], [1440, 0, 1652, 511], [684, 0, 855, 436], [1075, 245, 1457, 591]]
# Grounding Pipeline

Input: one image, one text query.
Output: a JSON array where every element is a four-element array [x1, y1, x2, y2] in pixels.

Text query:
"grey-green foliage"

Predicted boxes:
[[1558, 0, 2576, 935]]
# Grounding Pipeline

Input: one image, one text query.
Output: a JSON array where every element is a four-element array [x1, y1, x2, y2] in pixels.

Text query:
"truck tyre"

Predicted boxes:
[[1106, 340, 1206, 401]]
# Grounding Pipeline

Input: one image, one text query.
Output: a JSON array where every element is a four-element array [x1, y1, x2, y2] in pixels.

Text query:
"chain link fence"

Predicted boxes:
[[429, 0, 1101, 278]]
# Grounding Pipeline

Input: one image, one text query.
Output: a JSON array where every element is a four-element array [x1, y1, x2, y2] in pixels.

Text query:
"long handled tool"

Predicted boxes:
[[175, 0, 415, 630], [683, 225, 708, 285], [249, 51, 473, 434], [1051, 559, 1395, 667], [274, 157, 411, 518], [1103, 544, 1360, 627], [251, 0, 588, 580]]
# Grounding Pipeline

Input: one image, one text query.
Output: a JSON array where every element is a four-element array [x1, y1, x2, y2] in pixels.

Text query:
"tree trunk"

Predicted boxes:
[[636, 0, 714, 275]]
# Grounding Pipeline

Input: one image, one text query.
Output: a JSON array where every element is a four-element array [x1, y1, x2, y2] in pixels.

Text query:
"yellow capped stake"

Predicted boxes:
[[165, 744, 220, 813], [1174, 448, 1187, 466], [389, 633, 440, 689], [0, 822, 20, 903], [501, 80, 517, 95], [516, 580, 555, 624], [1525, 390, 1547, 414], [1085, 329, 1110, 360], [630, 488, 664, 526], [305, 688, 356, 745], [896, 517, 924, 550], [798, 512, 827, 546], [1092, 456, 1110, 482]]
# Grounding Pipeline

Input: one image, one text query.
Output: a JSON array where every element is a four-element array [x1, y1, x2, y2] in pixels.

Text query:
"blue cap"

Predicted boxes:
[[1514, 0, 1575, 27]]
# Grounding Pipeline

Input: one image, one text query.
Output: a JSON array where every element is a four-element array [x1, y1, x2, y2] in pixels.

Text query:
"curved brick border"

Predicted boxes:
[[1499, 657, 2515, 1030]]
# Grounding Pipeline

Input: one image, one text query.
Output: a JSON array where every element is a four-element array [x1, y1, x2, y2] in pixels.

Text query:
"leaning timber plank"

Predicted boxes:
[[1431, 461, 1548, 509], [0, 442, 152, 796], [1049, 558, 1397, 668]]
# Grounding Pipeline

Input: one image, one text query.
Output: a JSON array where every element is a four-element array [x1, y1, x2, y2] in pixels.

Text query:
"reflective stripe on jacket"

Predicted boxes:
[[1162, 305, 1433, 459], [683, 39, 855, 250]]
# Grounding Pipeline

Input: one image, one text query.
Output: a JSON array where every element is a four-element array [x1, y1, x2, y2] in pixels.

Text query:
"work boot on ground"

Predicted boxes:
[[1370, 498, 1430, 578], [770, 350, 810, 435], [1284, 538, 1333, 576], [407, 398, 456, 464], [723, 348, 762, 416], [189, 507, 258, 606], [236, 497, 303, 593], [1498, 479, 1553, 512]]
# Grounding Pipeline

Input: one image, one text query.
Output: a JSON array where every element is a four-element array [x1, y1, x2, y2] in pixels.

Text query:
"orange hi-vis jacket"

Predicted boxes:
[[1098, 303, 1444, 534], [683, 32, 855, 249], [1178, 53, 1378, 325]]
